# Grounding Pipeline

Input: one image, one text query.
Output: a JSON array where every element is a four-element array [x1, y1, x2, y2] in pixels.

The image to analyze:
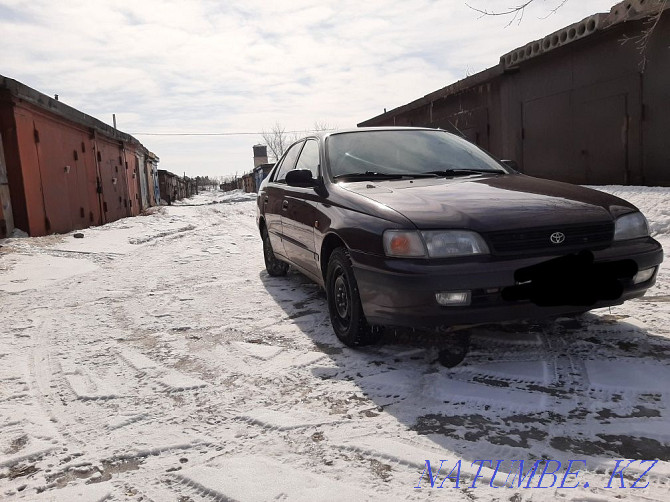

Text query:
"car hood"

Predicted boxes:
[[338, 174, 637, 231]]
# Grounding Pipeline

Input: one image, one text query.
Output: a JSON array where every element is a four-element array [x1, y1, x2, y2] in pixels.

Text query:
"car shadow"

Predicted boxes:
[[258, 268, 670, 480]]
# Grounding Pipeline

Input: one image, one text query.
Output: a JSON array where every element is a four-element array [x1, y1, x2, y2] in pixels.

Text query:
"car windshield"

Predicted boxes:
[[327, 130, 508, 180]]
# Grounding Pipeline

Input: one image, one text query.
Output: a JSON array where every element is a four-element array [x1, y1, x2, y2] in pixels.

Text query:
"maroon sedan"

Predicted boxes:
[[256, 128, 663, 347]]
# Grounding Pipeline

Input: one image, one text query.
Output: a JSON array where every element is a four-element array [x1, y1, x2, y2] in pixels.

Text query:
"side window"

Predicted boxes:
[[295, 139, 320, 178], [275, 142, 304, 182]]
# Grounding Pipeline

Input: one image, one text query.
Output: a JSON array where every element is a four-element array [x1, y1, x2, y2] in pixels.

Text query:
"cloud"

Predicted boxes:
[[0, 0, 618, 178]]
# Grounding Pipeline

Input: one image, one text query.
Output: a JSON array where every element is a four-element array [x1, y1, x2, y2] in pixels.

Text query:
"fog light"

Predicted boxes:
[[435, 291, 471, 306], [633, 267, 655, 285]]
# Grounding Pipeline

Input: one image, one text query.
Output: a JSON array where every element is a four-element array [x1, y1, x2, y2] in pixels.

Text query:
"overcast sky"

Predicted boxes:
[[1, 0, 618, 179]]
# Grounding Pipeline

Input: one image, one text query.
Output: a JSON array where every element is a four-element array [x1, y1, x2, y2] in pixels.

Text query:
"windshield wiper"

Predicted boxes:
[[424, 169, 504, 177], [334, 171, 442, 181], [398, 173, 440, 178], [334, 171, 404, 181]]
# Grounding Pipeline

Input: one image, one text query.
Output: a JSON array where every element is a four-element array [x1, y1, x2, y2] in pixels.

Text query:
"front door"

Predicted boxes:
[[265, 141, 304, 259], [280, 139, 322, 278]]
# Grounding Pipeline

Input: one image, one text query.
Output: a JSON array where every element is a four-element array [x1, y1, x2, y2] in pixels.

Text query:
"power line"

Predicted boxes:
[[130, 129, 336, 136], [131, 132, 262, 136]]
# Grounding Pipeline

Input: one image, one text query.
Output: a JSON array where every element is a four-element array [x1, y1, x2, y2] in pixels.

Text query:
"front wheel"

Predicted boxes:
[[262, 226, 289, 277], [326, 248, 381, 347]]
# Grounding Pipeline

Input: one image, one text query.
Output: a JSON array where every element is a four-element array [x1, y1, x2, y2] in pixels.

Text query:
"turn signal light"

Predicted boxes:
[[390, 235, 411, 254], [382, 230, 425, 257]]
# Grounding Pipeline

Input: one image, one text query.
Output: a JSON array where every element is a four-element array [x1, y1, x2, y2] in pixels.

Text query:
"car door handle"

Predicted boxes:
[[264, 196, 269, 203], [282, 200, 289, 211]]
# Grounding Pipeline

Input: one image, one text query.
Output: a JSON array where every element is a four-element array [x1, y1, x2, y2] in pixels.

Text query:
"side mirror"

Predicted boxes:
[[286, 169, 317, 188], [501, 159, 519, 171]]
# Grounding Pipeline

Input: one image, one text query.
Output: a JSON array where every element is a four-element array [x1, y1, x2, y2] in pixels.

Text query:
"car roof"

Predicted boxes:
[[312, 126, 449, 141]]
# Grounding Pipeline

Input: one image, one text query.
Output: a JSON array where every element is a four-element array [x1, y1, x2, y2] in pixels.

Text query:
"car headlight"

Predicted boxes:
[[614, 212, 649, 241], [421, 230, 489, 257], [383, 230, 489, 257]]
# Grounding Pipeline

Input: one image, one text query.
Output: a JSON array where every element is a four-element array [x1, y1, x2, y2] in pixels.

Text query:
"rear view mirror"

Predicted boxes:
[[286, 169, 317, 188], [501, 159, 519, 171]]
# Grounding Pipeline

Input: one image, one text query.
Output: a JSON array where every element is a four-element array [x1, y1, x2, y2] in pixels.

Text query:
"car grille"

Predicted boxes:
[[485, 222, 614, 255]]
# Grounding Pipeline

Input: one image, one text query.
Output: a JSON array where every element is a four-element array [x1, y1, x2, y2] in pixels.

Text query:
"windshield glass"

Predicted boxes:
[[326, 129, 508, 179]]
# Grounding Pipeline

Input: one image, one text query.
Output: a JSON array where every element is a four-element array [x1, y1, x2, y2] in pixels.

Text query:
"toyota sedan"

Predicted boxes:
[[256, 127, 663, 347]]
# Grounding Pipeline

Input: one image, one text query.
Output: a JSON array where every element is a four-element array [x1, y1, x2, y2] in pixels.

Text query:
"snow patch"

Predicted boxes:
[[272, 350, 327, 369], [117, 348, 161, 373], [106, 414, 148, 431], [0, 437, 56, 467], [175, 457, 375, 501], [422, 375, 550, 411], [232, 341, 284, 360], [111, 441, 207, 462], [61, 364, 122, 401], [584, 359, 670, 392], [157, 370, 207, 392], [118, 347, 206, 391], [238, 408, 343, 430], [0, 255, 98, 293], [454, 360, 554, 385], [29, 482, 112, 502], [127, 224, 196, 245], [331, 435, 507, 486]]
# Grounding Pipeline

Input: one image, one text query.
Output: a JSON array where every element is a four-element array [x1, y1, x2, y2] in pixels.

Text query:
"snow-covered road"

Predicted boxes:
[[1, 188, 669, 501]]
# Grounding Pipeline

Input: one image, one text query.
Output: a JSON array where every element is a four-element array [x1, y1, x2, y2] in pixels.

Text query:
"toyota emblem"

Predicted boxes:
[[550, 232, 566, 244]]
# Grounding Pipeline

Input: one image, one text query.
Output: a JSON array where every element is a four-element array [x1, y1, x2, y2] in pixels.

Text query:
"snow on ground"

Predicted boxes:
[[0, 187, 669, 501]]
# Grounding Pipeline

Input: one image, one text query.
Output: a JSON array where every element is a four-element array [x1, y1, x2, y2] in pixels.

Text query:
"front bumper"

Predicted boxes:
[[351, 237, 663, 328]]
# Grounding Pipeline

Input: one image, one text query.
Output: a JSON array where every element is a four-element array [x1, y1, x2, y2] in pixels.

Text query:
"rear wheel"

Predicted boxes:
[[262, 226, 289, 277], [326, 248, 381, 347]]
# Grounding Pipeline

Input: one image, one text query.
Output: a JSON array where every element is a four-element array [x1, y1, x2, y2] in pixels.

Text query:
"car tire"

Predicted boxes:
[[262, 226, 289, 277], [326, 248, 381, 347]]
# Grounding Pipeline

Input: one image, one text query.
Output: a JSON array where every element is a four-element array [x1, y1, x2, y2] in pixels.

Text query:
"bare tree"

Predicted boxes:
[[262, 122, 336, 162], [466, 0, 667, 54], [261, 123, 297, 162], [466, 0, 559, 25], [620, 0, 668, 64], [312, 120, 335, 132]]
